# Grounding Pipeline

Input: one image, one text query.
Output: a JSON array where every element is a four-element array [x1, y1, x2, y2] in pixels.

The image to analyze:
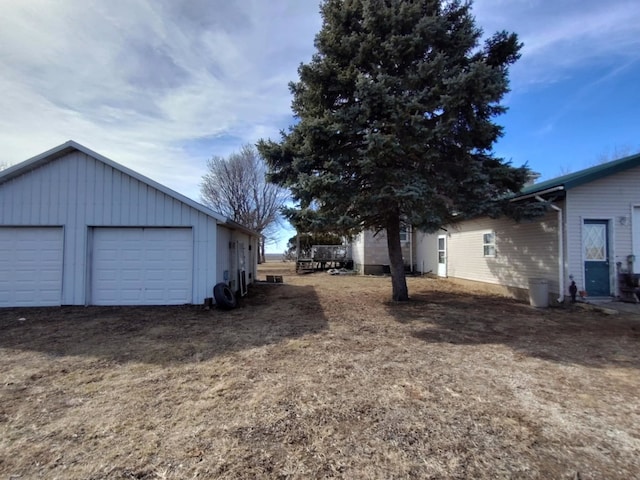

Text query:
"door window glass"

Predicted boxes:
[[583, 224, 606, 260], [438, 237, 445, 264]]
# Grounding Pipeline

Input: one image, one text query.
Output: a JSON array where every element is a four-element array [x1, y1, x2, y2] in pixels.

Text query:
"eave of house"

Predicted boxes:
[[514, 151, 640, 200]]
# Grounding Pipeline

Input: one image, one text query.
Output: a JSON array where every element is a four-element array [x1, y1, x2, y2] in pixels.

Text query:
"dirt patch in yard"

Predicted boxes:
[[1, 262, 639, 479]]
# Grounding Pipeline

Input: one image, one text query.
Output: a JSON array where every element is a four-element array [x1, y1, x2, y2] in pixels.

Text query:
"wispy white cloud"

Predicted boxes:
[[0, 0, 320, 198], [473, 0, 640, 174], [473, 0, 640, 87], [1, 0, 638, 204], [538, 56, 639, 133]]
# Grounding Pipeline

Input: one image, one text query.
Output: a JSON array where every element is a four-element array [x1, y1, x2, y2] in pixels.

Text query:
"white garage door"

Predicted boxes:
[[91, 227, 193, 305], [0, 227, 64, 307]]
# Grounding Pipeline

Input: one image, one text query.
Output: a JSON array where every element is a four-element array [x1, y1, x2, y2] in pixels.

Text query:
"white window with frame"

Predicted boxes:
[[483, 231, 496, 257], [399, 225, 409, 243]]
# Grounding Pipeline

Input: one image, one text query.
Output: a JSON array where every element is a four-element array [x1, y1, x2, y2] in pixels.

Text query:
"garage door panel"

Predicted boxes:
[[91, 228, 193, 305], [145, 271, 165, 282], [121, 270, 143, 282], [168, 287, 189, 297], [0, 227, 63, 307], [41, 253, 61, 262], [144, 290, 165, 302], [122, 291, 143, 302], [39, 271, 61, 282], [170, 253, 190, 264], [168, 270, 189, 282], [14, 270, 37, 281], [95, 269, 118, 281], [122, 246, 143, 258]]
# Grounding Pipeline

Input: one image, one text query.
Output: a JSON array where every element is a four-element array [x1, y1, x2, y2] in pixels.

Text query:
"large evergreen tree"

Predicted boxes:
[[258, 0, 529, 301]]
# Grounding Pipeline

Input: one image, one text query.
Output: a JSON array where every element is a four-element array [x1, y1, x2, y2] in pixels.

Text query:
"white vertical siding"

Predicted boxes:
[[214, 229, 257, 292], [0, 151, 225, 305], [415, 230, 439, 275], [446, 211, 560, 294], [352, 229, 412, 273], [565, 166, 640, 292], [351, 233, 365, 270], [197, 212, 219, 301], [217, 227, 232, 285]]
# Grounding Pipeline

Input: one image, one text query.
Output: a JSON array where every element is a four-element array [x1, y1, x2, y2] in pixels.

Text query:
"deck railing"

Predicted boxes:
[[297, 244, 352, 271]]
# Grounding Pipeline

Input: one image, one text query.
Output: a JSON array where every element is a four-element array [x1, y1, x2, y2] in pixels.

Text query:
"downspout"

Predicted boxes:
[[535, 195, 565, 303]]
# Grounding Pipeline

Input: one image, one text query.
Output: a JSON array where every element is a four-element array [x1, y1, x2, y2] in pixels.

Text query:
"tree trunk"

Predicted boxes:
[[386, 215, 409, 301], [260, 237, 266, 264]]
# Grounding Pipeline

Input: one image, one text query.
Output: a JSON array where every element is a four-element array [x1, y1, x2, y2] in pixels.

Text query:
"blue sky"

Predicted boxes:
[[1, 1, 639, 252]]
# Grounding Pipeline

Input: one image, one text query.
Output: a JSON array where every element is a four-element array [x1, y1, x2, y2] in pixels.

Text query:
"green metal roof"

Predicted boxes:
[[517, 151, 640, 197]]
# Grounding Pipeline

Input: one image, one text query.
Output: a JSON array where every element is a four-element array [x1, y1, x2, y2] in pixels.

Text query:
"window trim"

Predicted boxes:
[[399, 225, 409, 243], [483, 231, 496, 257]]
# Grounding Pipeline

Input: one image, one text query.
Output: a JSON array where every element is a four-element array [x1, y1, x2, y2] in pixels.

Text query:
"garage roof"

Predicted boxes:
[[0, 140, 258, 236]]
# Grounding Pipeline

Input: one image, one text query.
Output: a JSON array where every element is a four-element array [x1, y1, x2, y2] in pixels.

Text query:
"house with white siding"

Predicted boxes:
[[415, 152, 640, 302], [0, 141, 258, 307]]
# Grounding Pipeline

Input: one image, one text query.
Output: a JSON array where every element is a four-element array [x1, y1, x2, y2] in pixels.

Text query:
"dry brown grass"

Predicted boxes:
[[1, 262, 639, 479]]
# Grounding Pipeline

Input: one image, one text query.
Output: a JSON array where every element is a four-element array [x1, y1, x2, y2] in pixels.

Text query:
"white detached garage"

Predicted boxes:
[[0, 141, 258, 307]]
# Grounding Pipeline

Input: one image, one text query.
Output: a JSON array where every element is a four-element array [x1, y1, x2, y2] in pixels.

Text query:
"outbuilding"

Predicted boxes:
[[0, 141, 258, 307]]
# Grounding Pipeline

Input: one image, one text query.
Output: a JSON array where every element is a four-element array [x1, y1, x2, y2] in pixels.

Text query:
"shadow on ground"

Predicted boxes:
[[387, 291, 640, 369], [0, 283, 327, 366]]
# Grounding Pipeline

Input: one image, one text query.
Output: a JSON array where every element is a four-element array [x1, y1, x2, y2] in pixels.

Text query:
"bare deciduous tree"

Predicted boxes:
[[200, 145, 288, 262], [593, 145, 639, 165], [557, 145, 640, 177]]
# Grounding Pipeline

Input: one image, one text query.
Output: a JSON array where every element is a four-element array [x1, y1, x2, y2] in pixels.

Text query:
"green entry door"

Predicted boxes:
[[583, 220, 610, 296]]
